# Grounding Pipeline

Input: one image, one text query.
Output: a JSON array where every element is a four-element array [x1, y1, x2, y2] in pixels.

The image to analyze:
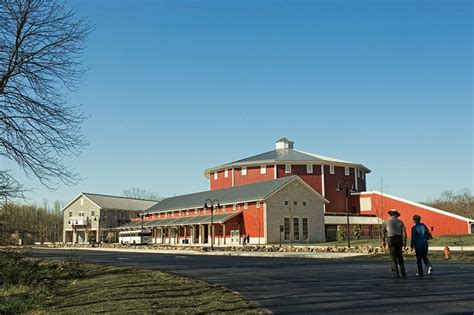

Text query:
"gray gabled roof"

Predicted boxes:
[[82, 193, 158, 212], [146, 176, 305, 214], [205, 148, 370, 177]]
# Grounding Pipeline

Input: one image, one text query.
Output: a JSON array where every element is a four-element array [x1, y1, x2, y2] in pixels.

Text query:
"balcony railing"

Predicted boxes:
[[68, 216, 88, 226]]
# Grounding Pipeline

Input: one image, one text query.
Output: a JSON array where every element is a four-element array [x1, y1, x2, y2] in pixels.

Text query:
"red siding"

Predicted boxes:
[[240, 202, 265, 237], [277, 164, 323, 195], [234, 165, 275, 186], [323, 166, 358, 213], [360, 193, 469, 236], [210, 169, 233, 190]]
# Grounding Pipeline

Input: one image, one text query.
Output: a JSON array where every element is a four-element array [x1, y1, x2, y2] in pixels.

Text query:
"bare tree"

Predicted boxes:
[[123, 188, 162, 201], [0, 0, 92, 196]]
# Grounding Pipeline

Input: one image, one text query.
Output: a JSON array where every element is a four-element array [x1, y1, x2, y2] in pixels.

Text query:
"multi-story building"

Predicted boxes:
[[62, 193, 157, 243], [71, 138, 473, 245]]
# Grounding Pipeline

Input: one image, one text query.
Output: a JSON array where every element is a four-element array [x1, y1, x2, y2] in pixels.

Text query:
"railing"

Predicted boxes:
[[68, 216, 88, 226]]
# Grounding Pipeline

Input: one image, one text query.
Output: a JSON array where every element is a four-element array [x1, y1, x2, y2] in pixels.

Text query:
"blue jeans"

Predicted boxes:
[[414, 244, 432, 275]]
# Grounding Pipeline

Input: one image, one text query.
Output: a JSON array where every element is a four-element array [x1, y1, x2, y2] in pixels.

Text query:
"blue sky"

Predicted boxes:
[[6, 0, 473, 206]]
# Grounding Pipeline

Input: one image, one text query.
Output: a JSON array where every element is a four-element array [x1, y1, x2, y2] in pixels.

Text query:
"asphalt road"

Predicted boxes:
[[33, 248, 474, 314]]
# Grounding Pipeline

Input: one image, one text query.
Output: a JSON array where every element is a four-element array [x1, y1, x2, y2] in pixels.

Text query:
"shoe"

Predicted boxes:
[[428, 267, 433, 275]]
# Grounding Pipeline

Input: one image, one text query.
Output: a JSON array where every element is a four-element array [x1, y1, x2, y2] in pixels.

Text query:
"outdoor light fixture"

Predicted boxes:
[[336, 179, 356, 248], [204, 198, 220, 251]]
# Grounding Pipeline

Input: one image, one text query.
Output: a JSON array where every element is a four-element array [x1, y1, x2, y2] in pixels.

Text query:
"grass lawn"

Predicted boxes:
[[47, 263, 259, 314], [349, 251, 474, 262], [310, 234, 474, 247], [0, 250, 259, 314]]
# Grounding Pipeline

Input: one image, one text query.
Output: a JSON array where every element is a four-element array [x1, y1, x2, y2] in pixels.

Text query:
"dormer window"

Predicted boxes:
[[261, 165, 266, 174], [285, 164, 291, 174], [242, 167, 247, 176], [307, 164, 313, 174]]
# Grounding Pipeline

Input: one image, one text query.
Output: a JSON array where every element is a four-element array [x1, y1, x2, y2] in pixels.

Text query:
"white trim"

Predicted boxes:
[[329, 165, 335, 174], [231, 168, 235, 187], [242, 166, 247, 176], [354, 168, 358, 191], [321, 165, 325, 196], [261, 165, 267, 174], [354, 191, 474, 223], [344, 167, 350, 176], [214, 172, 218, 180], [285, 164, 291, 174], [225, 169, 228, 178], [62, 193, 102, 212], [265, 176, 330, 204], [263, 202, 268, 243], [306, 164, 313, 174], [274, 164, 277, 179], [325, 215, 382, 225]]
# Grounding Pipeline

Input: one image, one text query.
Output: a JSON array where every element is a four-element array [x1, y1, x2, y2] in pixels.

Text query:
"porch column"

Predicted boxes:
[[184, 226, 187, 244], [198, 225, 202, 244], [222, 224, 226, 245]]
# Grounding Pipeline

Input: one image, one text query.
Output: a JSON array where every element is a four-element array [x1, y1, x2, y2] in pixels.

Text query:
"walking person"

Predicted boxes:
[[410, 215, 433, 277], [382, 209, 408, 278]]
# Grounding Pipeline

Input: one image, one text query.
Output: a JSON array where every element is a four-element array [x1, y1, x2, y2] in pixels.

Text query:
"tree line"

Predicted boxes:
[[0, 201, 63, 245], [424, 189, 473, 219]]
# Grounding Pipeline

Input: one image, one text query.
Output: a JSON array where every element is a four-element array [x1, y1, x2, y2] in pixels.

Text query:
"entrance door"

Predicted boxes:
[[231, 230, 240, 244]]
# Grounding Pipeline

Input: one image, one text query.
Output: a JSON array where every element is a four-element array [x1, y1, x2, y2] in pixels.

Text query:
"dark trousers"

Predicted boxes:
[[387, 235, 405, 276], [415, 244, 432, 275]]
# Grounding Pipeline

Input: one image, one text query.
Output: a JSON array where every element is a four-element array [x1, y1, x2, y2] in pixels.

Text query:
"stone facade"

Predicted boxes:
[[265, 179, 325, 244]]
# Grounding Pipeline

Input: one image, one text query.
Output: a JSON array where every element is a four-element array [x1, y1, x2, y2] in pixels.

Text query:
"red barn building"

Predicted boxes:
[[116, 138, 472, 245]]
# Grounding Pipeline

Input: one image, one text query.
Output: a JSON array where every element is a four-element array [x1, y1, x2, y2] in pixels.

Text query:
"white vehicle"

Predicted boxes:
[[118, 230, 151, 245]]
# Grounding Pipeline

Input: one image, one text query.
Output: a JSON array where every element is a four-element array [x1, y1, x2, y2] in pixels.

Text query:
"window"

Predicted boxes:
[[293, 201, 297, 206], [284, 200, 289, 205], [242, 167, 247, 176], [285, 164, 291, 174], [194, 209, 198, 215], [233, 204, 237, 211], [256, 201, 261, 208], [345, 167, 350, 176], [329, 165, 335, 174], [214, 172, 218, 180], [284, 218, 290, 240], [302, 201, 307, 206], [69, 211, 72, 217], [293, 218, 300, 240], [186, 210, 189, 216], [302, 218, 308, 240], [261, 165, 266, 174], [79, 212, 85, 217], [357, 169, 360, 177], [80, 198, 84, 206], [91, 210, 95, 217], [225, 169, 228, 178], [307, 164, 313, 174], [221, 205, 226, 212], [244, 202, 248, 210], [362, 172, 365, 180], [171, 212, 174, 217]]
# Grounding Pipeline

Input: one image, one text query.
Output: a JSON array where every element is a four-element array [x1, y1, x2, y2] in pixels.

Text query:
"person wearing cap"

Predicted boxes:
[[381, 209, 407, 278], [410, 214, 433, 277]]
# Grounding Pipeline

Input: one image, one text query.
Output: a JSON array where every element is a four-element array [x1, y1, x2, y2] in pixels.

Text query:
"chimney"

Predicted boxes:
[[275, 138, 294, 150]]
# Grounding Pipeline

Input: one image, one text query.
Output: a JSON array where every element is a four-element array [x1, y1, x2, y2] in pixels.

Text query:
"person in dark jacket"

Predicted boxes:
[[410, 214, 433, 277], [382, 209, 407, 278]]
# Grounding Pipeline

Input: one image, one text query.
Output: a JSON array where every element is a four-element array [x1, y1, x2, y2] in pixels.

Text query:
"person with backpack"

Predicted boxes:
[[410, 214, 433, 277]]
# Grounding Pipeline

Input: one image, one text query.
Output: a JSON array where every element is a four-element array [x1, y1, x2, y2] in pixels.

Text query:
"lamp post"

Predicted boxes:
[[336, 179, 356, 248], [140, 210, 149, 244], [204, 198, 219, 251]]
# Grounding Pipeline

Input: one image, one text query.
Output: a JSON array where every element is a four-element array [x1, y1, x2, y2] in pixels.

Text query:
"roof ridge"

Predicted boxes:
[[83, 192, 159, 202]]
